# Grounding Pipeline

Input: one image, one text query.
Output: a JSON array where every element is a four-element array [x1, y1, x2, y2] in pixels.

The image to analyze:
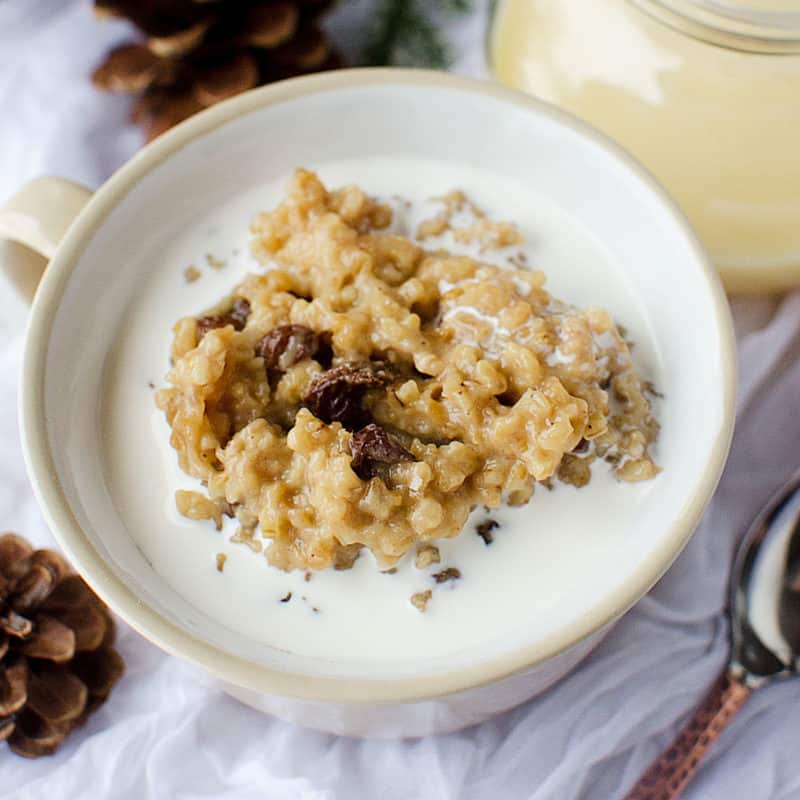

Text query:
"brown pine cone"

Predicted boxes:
[[0, 534, 124, 758], [91, 0, 343, 142]]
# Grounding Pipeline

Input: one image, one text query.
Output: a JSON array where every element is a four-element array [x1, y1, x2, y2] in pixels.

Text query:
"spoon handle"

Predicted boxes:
[[624, 669, 750, 800]]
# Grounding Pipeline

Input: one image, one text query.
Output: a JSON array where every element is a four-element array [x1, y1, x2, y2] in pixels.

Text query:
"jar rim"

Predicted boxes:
[[633, 0, 800, 51]]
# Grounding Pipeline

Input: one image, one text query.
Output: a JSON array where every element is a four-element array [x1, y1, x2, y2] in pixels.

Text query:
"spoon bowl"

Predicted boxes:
[[731, 469, 800, 682], [627, 470, 800, 799]]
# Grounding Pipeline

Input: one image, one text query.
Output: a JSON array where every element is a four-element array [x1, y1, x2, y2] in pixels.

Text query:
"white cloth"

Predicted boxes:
[[1, 2, 799, 798]]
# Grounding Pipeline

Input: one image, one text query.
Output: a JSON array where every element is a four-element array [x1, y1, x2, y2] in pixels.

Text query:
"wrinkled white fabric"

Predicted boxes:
[[1, 2, 799, 798]]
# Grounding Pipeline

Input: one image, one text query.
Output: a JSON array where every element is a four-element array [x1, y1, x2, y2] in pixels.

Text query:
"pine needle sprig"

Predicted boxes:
[[440, 0, 472, 12], [363, 0, 473, 69]]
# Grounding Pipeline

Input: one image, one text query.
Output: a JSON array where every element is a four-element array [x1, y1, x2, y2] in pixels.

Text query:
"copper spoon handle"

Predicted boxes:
[[623, 670, 751, 800]]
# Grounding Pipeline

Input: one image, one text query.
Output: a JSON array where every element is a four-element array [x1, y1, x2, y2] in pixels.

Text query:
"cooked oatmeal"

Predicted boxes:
[[410, 589, 433, 612], [417, 190, 524, 252], [184, 265, 202, 283], [206, 253, 226, 270], [157, 169, 659, 573], [415, 544, 441, 570]]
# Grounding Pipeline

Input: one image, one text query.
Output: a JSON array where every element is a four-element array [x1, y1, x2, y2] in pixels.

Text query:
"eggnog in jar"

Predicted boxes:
[[490, 0, 800, 292]]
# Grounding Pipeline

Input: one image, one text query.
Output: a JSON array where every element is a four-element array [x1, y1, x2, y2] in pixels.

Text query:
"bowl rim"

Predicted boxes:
[[19, 68, 737, 704]]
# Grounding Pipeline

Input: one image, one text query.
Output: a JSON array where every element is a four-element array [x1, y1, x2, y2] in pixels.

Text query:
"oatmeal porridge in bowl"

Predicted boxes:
[[16, 71, 735, 736], [158, 169, 659, 578]]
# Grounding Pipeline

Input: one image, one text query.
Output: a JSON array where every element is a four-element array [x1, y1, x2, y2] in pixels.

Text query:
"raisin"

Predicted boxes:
[[196, 316, 223, 339], [432, 567, 461, 584], [196, 298, 251, 339], [496, 391, 517, 407], [257, 325, 322, 375], [349, 424, 414, 481], [315, 332, 334, 368], [476, 519, 498, 546], [303, 364, 390, 429], [229, 299, 251, 327]]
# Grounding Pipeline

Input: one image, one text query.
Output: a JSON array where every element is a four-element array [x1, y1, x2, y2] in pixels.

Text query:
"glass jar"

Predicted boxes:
[[489, 0, 800, 293]]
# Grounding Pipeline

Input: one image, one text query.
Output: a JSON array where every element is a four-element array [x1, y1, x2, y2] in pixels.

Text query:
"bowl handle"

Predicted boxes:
[[0, 178, 93, 304]]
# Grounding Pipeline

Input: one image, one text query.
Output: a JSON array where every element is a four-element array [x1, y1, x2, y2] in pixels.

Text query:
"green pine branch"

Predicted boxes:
[[363, 0, 473, 70], [440, 0, 472, 12]]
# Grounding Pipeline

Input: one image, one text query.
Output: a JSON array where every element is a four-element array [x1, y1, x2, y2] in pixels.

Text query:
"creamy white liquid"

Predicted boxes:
[[102, 157, 663, 664]]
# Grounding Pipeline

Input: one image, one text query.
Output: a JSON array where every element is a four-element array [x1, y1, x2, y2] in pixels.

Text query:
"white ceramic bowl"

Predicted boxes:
[[0, 70, 736, 737]]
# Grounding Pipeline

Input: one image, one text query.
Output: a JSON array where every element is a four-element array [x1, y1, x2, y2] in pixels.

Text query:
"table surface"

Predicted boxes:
[[1, 2, 800, 799]]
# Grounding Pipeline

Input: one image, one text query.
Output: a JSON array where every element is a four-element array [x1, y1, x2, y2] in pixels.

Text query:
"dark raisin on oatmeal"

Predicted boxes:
[[303, 363, 392, 429], [572, 438, 589, 454], [196, 298, 251, 339], [257, 325, 324, 377], [496, 390, 518, 407], [350, 424, 414, 481], [432, 567, 461, 584], [315, 332, 334, 368], [476, 518, 499, 546], [228, 298, 251, 327]]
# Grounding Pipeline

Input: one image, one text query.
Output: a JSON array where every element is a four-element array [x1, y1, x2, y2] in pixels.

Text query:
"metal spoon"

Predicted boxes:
[[625, 470, 800, 800]]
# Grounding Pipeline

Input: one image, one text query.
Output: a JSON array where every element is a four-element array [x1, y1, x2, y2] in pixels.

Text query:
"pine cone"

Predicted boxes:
[[0, 534, 124, 758], [91, 0, 343, 142]]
